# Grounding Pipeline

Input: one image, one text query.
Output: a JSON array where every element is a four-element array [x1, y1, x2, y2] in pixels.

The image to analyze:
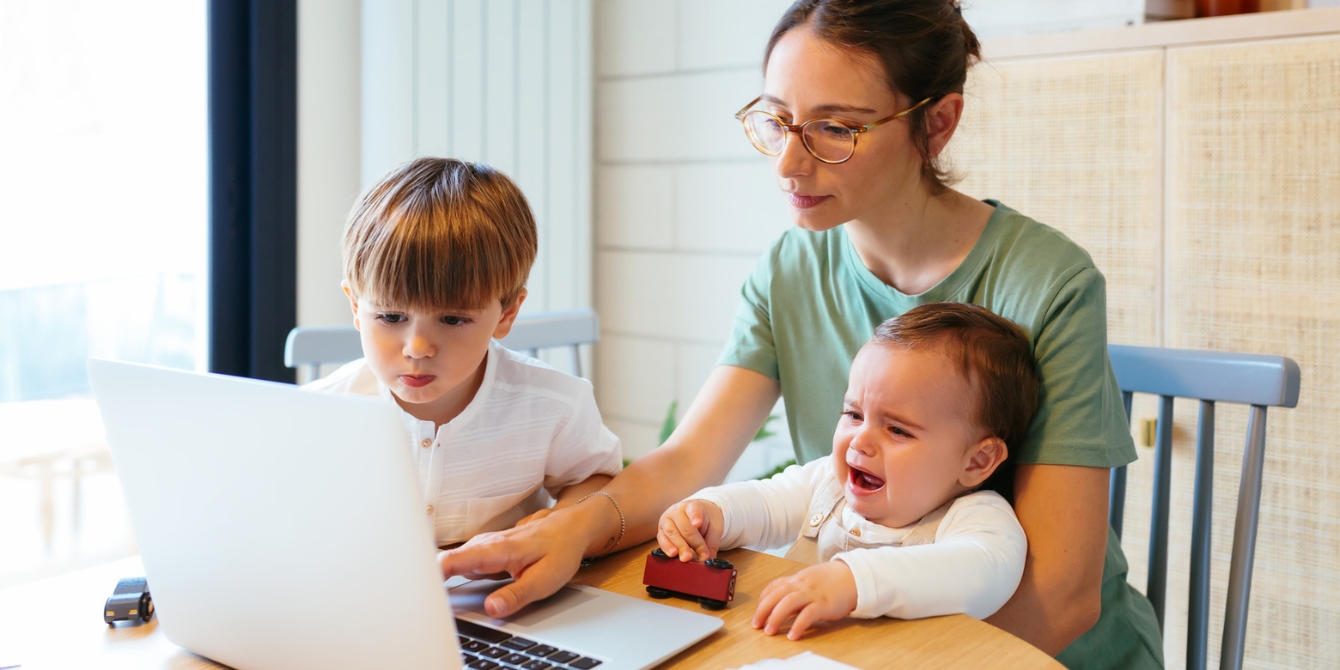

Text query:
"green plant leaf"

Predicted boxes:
[[760, 458, 796, 480], [658, 400, 678, 445], [752, 414, 780, 442]]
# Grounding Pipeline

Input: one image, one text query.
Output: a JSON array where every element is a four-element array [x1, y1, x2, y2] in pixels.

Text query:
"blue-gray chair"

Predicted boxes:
[[1107, 344, 1301, 670], [284, 307, 599, 383]]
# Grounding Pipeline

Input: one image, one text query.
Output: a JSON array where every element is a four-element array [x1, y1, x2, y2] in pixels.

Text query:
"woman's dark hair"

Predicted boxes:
[[764, 0, 981, 193]]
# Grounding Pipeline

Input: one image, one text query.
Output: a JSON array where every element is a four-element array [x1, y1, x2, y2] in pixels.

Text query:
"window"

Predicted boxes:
[[0, 0, 207, 587]]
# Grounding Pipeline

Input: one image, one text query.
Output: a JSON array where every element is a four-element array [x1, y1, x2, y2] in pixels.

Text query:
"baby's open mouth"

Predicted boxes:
[[848, 464, 885, 492]]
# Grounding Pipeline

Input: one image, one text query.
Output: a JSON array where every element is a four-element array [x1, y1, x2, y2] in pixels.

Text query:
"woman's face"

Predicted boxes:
[[761, 27, 925, 231]]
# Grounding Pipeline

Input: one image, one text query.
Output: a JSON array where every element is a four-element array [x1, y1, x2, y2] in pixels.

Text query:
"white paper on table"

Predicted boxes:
[[726, 651, 862, 670]]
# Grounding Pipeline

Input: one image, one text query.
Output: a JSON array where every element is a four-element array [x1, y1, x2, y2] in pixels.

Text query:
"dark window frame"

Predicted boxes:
[[208, 0, 297, 382]]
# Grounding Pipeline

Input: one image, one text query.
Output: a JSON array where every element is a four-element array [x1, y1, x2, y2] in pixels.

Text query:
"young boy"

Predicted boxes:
[[657, 302, 1038, 640], [308, 157, 621, 548]]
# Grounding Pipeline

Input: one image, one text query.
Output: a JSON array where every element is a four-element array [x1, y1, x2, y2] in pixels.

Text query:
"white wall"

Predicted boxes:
[[297, 0, 363, 330], [360, 0, 594, 320], [296, 0, 798, 476], [593, 0, 795, 471]]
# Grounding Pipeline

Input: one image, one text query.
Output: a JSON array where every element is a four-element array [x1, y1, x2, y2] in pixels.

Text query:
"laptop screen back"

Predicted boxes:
[[89, 360, 461, 670]]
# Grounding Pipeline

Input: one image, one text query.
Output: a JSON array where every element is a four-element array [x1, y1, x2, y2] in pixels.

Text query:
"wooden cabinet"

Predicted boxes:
[[949, 10, 1340, 669]]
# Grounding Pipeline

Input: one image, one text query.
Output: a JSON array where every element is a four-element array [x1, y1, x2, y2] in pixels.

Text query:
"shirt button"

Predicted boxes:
[[810, 513, 823, 526], [426, 505, 434, 515], [850, 528, 861, 538], [420, 439, 432, 448]]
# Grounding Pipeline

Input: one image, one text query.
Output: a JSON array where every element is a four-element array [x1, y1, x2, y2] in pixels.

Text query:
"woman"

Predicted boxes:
[[440, 1, 1162, 667]]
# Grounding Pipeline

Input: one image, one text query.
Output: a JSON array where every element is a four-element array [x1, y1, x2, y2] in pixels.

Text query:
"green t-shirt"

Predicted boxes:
[[719, 202, 1163, 669]]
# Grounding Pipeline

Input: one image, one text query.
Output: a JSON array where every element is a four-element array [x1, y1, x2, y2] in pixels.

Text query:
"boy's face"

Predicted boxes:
[[344, 284, 525, 425], [831, 341, 1006, 528]]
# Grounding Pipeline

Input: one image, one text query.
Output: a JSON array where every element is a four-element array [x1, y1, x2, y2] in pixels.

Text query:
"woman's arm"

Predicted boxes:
[[438, 365, 781, 617], [985, 463, 1109, 655], [552, 474, 613, 506]]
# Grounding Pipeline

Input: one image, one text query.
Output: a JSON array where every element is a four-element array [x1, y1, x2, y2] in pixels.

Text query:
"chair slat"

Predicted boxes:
[[283, 326, 364, 368], [1110, 390, 1135, 539], [1188, 400, 1216, 670], [1147, 395, 1175, 631], [500, 308, 598, 352], [1221, 405, 1269, 670], [1110, 466, 1128, 540]]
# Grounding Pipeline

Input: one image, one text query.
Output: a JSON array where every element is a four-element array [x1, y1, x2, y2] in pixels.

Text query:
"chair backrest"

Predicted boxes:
[[283, 308, 600, 383], [1107, 344, 1300, 670]]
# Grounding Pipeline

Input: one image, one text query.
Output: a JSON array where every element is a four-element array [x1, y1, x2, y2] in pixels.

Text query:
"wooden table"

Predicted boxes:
[[0, 541, 1062, 669]]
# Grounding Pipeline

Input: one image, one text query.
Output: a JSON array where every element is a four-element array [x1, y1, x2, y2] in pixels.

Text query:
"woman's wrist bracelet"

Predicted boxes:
[[575, 491, 625, 555]]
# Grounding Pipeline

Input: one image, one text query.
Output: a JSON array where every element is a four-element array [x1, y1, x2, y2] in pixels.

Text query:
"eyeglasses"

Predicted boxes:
[[733, 96, 932, 164]]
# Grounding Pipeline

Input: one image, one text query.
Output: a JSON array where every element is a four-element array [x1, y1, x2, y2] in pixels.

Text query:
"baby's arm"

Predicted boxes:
[[838, 491, 1027, 621], [515, 474, 613, 528], [754, 491, 1025, 640], [659, 458, 829, 561]]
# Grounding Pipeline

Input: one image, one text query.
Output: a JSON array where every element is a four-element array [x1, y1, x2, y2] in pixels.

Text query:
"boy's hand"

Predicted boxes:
[[752, 561, 858, 640], [656, 499, 723, 562]]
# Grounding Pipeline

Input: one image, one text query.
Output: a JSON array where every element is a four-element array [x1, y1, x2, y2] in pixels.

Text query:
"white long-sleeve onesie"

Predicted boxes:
[[691, 458, 1026, 620]]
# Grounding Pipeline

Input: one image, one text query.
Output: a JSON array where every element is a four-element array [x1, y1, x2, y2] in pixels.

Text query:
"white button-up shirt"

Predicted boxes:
[[306, 340, 622, 546], [691, 457, 1026, 620]]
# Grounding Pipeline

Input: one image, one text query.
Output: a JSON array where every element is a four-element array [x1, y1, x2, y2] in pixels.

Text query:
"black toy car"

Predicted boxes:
[[104, 576, 154, 625]]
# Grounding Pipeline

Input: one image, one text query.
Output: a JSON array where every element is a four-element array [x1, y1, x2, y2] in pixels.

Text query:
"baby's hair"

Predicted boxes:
[[343, 157, 537, 311], [872, 303, 1039, 452]]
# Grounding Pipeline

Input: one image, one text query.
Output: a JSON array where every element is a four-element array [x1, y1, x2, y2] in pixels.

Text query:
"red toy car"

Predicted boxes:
[[642, 548, 737, 610]]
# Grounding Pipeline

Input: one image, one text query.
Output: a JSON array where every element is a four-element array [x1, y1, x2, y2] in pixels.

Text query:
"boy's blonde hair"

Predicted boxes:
[[343, 157, 537, 310]]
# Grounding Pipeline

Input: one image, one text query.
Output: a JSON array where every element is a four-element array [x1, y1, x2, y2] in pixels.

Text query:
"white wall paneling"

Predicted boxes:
[[415, 0, 450, 157], [597, 69, 760, 163], [593, 1, 795, 468], [675, 0, 794, 71], [297, 0, 363, 332], [594, 0, 676, 77], [360, 0, 415, 187], [361, 0, 594, 328]]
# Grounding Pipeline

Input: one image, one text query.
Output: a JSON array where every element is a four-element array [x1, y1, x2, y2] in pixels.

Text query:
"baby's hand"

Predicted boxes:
[[752, 561, 858, 640], [656, 499, 724, 562]]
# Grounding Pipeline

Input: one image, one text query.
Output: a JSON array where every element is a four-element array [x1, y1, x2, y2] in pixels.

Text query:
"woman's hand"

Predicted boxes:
[[752, 561, 858, 640], [515, 473, 615, 527], [657, 499, 724, 562], [513, 507, 553, 527], [441, 366, 781, 618], [438, 503, 607, 618]]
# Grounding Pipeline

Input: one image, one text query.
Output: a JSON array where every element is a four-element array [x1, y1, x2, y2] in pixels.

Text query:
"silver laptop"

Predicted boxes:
[[88, 359, 721, 670]]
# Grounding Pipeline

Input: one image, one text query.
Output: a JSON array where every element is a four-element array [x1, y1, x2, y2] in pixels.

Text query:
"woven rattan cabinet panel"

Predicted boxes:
[[1160, 35, 1340, 669], [954, 34, 1340, 668], [951, 51, 1163, 347]]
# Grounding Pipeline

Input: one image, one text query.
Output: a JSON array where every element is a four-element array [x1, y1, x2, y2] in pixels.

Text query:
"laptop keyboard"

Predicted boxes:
[[456, 618, 603, 669]]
